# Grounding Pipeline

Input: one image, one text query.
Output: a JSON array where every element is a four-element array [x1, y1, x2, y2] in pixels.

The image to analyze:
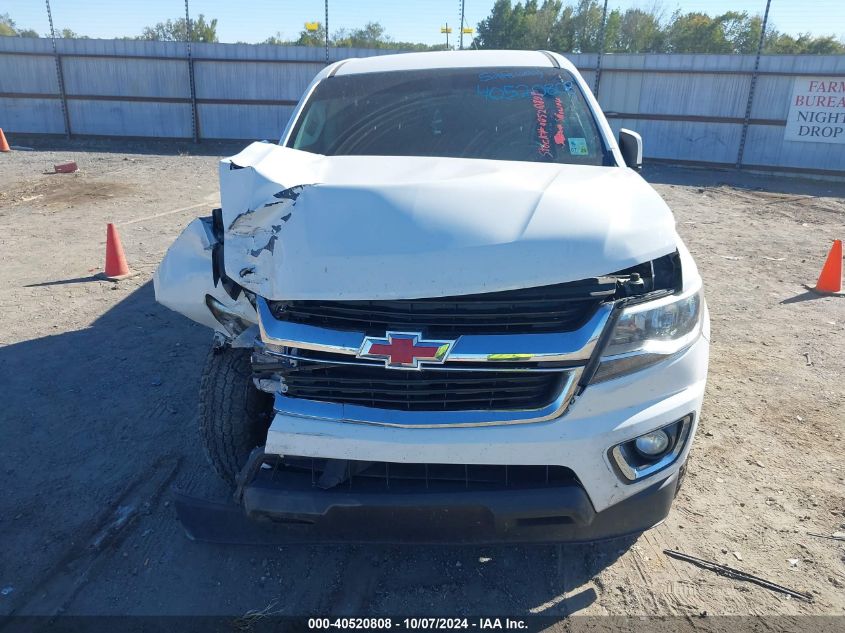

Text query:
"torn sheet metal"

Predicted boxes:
[[154, 216, 256, 334], [218, 142, 678, 301]]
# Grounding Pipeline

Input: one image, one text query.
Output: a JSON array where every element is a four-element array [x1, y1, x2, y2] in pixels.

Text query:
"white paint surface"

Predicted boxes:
[[218, 143, 678, 301]]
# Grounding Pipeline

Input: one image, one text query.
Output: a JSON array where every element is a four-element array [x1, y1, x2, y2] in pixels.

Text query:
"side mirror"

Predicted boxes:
[[619, 128, 643, 170]]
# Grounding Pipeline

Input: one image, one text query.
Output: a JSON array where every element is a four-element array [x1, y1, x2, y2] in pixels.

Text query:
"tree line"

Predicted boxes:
[[475, 0, 845, 54], [263, 21, 446, 51], [0, 13, 442, 50], [0, 13, 218, 43], [1, 14, 41, 38], [3, 2, 843, 55]]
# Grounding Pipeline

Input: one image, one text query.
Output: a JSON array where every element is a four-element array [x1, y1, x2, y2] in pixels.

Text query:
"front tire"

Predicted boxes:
[[197, 345, 273, 486]]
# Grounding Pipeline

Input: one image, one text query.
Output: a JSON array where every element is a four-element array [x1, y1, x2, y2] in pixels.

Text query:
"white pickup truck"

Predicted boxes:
[[155, 50, 709, 543]]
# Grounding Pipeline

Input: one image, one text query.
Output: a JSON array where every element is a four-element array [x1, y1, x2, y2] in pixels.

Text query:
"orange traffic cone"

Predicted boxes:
[[810, 239, 843, 295], [0, 129, 10, 152], [103, 223, 132, 280]]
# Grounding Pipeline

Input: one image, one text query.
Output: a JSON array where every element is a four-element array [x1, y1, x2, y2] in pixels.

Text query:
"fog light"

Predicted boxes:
[[609, 414, 694, 483], [634, 430, 670, 456]]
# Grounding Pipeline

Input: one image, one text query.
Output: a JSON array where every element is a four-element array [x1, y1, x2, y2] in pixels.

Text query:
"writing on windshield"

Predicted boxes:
[[289, 67, 608, 166]]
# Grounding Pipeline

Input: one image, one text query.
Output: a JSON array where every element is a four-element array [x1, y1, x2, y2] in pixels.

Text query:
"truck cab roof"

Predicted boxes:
[[327, 49, 576, 77]]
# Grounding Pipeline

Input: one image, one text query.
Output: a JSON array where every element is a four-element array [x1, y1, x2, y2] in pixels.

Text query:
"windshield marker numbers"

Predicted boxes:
[[554, 97, 566, 146], [478, 69, 544, 82], [476, 82, 565, 101], [531, 92, 552, 158]]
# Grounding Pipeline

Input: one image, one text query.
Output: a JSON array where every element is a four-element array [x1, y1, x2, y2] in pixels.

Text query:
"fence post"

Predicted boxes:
[[45, 0, 71, 138], [592, 0, 609, 99], [185, 0, 200, 142], [459, 0, 466, 50], [324, 0, 330, 65], [736, 0, 773, 168]]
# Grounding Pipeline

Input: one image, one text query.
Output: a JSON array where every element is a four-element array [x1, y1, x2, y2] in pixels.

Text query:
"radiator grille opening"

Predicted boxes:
[[257, 456, 579, 493], [269, 279, 615, 336], [280, 361, 566, 411]]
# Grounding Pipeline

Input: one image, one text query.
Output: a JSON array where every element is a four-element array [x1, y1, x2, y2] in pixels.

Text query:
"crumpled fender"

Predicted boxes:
[[153, 216, 256, 335]]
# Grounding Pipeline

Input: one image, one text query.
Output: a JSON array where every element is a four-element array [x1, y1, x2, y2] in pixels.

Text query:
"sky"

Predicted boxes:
[[4, 0, 844, 46]]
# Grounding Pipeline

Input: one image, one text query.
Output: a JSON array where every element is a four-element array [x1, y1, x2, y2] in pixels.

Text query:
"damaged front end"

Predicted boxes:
[[155, 141, 703, 544], [155, 139, 681, 347], [154, 143, 322, 352]]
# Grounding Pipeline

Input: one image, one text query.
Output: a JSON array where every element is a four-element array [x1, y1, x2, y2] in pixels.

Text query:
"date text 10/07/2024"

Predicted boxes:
[[307, 617, 529, 630]]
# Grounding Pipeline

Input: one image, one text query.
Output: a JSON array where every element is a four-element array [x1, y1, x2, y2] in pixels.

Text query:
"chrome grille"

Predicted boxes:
[[280, 359, 564, 412], [256, 283, 610, 426]]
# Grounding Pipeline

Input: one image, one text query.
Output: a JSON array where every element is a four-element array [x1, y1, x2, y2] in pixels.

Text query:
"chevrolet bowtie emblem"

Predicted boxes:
[[357, 332, 455, 370]]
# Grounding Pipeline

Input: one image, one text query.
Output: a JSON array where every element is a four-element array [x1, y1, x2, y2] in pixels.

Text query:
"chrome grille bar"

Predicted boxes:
[[257, 298, 612, 365], [272, 367, 583, 428]]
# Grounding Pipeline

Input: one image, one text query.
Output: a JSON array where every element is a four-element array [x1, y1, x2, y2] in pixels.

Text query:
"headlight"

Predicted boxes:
[[206, 295, 252, 337], [591, 289, 702, 383]]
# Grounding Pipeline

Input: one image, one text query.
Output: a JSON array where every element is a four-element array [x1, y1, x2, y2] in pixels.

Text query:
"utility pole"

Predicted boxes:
[[441, 23, 452, 48], [324, 0, 329, 65]]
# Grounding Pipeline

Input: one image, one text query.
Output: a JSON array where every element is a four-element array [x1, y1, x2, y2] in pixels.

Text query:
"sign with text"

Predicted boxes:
[[784, 77, 845, 144]]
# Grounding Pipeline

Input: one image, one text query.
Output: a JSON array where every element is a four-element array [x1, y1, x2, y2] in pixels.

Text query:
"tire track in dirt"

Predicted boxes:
[[544, 544, 601, 616], [0, 456, 182, 623], [317, 546, 382, 615]]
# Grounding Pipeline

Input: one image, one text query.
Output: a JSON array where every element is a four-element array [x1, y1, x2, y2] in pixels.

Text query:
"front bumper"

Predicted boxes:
[[265, 335, 708, 514], [176, 316, 708, 545], [173, 336, 707, 544], [175, 465, 681, 545]]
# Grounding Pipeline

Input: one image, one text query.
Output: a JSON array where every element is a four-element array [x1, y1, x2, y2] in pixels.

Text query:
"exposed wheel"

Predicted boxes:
[[197, 344, 273, 486]]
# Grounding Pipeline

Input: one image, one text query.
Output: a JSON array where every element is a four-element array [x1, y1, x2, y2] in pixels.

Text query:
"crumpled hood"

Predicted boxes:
[[220, 142, 678, 300]]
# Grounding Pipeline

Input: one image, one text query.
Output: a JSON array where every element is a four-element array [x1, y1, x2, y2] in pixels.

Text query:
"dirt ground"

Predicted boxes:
[[0, 138, 843, 626]]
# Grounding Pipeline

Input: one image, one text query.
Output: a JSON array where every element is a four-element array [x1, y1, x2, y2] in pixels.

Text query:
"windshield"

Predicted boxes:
[[288, 67, 610, 165]]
